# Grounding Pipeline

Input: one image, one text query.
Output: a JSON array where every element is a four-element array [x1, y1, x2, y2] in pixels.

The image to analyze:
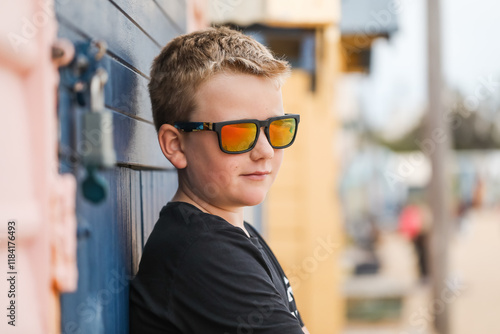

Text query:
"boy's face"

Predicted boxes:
[[179, 72, 285, 211]]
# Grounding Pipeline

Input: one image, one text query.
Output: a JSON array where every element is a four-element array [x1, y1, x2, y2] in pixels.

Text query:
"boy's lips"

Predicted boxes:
[[241, 171, 271, 180]]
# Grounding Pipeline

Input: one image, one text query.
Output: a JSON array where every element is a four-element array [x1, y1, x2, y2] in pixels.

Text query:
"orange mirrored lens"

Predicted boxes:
[[269, 118, 296, 147], [221, 123, 257, 152]]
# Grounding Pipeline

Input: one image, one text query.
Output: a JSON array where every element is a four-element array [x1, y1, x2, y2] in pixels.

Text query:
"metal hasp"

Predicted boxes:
[[59, 40, 116, 204]]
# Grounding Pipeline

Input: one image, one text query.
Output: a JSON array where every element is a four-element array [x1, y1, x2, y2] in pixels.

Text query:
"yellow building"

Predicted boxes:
[[210, 1, 345, 333]]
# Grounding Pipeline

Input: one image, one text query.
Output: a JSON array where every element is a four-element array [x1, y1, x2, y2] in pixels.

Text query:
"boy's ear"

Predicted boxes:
[[158, 124, 187, 169]]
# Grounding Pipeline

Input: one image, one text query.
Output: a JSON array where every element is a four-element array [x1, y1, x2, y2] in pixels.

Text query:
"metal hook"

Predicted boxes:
[[90, 68, 108, 112], [94, 40, 107, 61]]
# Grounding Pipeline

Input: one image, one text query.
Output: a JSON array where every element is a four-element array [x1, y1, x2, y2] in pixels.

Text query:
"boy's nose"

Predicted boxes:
[[250, 128, 274, 160]]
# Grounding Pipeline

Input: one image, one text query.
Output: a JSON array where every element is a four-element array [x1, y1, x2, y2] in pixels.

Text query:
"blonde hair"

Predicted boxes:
[[149, 26, 291, 131]]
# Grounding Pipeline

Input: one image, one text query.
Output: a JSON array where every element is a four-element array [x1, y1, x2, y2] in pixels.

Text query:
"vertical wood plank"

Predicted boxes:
[[130, 169, 143, 275], [110, 166, 131, 334], [140, 170, 178, 245]]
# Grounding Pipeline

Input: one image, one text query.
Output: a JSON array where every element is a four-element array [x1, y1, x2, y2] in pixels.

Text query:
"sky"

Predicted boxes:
[[360, 0, 500, 136], [443, 0, 500, 94]]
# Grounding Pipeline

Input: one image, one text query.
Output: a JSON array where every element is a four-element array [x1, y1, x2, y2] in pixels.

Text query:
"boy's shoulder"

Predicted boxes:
[[142, 202, 248, 257], [137, 202, 268, 280]]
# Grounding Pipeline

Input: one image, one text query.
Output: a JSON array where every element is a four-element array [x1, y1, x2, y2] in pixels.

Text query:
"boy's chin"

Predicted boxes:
[[239, 193, 267, 207]]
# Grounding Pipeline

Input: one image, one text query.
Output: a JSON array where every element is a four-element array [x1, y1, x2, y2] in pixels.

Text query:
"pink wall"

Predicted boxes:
[[0, 1, 77, 333]]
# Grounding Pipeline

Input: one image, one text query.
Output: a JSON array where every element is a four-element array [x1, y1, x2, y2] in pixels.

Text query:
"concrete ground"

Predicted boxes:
[[449, 208, 500, 334], [342, 207, 500, 334]]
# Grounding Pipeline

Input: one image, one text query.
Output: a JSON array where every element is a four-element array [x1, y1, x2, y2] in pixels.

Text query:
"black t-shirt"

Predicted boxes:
[[130, 202, 304, 333]]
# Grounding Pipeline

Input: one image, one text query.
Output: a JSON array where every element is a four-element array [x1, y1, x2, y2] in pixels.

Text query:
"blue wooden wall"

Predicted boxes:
[[56, 1, 186, 333]]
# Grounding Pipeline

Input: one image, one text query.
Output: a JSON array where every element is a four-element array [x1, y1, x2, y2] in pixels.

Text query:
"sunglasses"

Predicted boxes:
[[174, 114, 300, 154]]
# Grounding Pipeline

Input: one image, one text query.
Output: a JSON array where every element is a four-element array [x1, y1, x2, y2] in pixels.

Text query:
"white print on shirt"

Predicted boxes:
[[284, 277, 300, 320], [283, 276, 294, 302]]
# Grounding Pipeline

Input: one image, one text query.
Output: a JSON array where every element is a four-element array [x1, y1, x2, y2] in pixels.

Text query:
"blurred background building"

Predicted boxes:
[[336, 0, 500, 333]]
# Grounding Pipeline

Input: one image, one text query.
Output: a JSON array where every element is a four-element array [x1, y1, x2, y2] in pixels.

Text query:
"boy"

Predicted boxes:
[[130, 26, 309, 334]]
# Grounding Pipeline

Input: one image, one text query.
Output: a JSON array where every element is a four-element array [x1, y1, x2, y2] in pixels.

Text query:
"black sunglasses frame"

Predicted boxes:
[[174, 114, 300, 154]]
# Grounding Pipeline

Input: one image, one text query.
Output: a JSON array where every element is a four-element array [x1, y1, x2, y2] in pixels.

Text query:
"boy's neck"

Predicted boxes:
[[172, 189, 250, 237]]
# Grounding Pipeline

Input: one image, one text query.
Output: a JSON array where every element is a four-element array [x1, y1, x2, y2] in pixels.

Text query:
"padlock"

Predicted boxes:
[[81, 67, 115, 204], [81, 68, 116, 168], [59, 40, 115, 204]]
